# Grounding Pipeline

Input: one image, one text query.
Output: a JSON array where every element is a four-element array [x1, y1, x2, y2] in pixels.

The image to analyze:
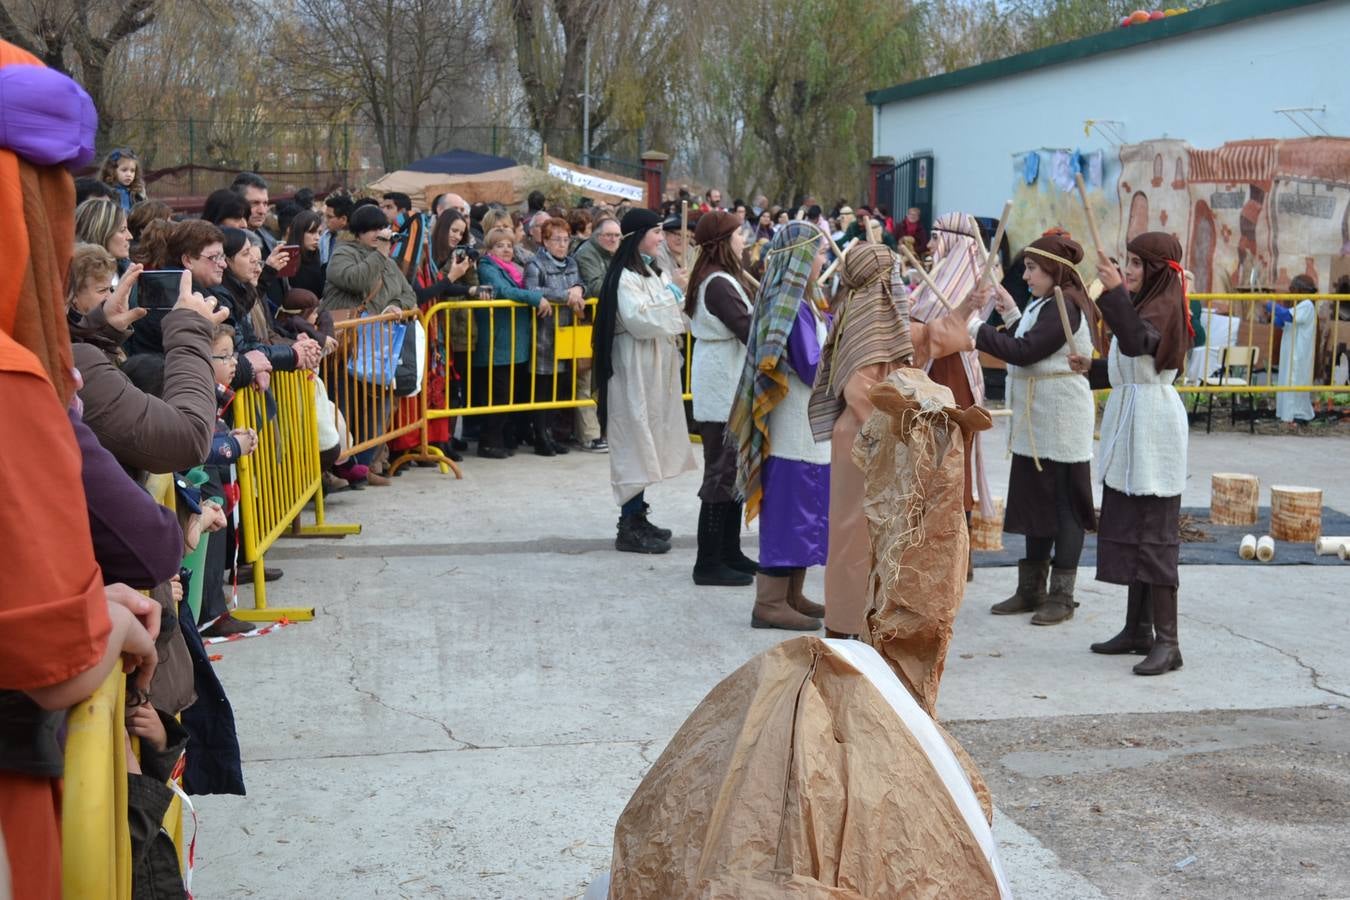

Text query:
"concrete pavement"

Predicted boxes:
[[193, 420, 1350, 898]]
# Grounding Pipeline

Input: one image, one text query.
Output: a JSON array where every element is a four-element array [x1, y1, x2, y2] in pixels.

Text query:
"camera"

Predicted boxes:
[[454, 246, 481, 262]]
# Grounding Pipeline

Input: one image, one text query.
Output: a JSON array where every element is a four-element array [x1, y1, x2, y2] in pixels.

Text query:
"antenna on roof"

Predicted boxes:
[[1274, 107, 1329, 137]]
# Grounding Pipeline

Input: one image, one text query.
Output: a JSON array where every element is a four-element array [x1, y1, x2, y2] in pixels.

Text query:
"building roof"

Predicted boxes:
[[866, 0, 1333, 108]]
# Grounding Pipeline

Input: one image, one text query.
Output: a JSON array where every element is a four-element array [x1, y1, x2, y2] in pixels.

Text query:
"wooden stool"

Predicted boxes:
[[1210, 473, 1259, 525], [970, 498, 1004, 551], [1270, 485, 1322, 542]]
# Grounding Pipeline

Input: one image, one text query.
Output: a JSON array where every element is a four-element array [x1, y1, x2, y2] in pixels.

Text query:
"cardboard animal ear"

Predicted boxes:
[[947, 404, 993, 436], [868, 381, 919, 419]]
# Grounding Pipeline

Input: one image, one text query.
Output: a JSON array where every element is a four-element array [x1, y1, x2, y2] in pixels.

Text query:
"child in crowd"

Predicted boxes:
[[125, 699, 189, 898], [100, 148, 147, 214], [207, 324, 259, 464]]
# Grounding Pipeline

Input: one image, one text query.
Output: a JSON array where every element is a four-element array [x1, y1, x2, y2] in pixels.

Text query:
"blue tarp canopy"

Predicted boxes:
[[401, 148, 518, 175]]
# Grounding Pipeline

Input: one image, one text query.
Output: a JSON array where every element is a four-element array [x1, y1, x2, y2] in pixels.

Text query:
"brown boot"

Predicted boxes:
[[1091, 583, 1154, 655], [751, 573, 821, 631], [787, 568, 825, 617], [1031, 568, 1080, 625], [1133, 585, 1183, 675], [991, 560, 1049, 615]]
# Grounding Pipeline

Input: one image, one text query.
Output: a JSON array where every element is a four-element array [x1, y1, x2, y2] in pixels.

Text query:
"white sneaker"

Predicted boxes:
[[582, 438, 609, 453]]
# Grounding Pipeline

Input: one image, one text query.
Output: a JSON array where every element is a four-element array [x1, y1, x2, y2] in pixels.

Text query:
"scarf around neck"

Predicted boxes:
[[729, 220, 823, 521], [489, 253, 525, 287]]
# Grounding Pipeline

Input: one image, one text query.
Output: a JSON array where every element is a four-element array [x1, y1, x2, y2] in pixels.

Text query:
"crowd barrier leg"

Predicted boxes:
[[234, 370, 358, 622], [61, 668, 131, 900]]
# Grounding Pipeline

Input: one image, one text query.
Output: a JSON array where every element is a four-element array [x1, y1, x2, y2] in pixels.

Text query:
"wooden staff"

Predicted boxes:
[[975, 200, 1012, 288], [1053, 286, 1077, 356], [899, 244, 955, 311], [1074, 173, 1106, 261], [680, 200, 690, 271]]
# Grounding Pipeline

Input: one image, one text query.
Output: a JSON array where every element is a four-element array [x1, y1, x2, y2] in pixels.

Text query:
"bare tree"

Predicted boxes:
[[0, 0, 160, 144]]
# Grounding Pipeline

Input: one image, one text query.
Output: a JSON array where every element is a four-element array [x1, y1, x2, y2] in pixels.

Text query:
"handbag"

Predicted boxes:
[[394, 318, 424, 396], [347, 316, 407, 388]]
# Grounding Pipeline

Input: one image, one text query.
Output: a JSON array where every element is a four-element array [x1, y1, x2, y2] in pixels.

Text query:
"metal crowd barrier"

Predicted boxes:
[[61, 667, 132, 900], [1180, 293, 1349, 395], [232, 369, 359, 620], [321, 299, 698, 472]]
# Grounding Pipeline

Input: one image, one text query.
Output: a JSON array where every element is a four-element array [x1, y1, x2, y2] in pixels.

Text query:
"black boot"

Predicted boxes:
[[720, 502, 758, 574], [1133, 585, 1183, 675], [637, 503, 672, 542], [1091, 582, 1154, 655], [616, 515, 671, 554], [990, 560, 1049, 615], [693, 502, 752, 586]]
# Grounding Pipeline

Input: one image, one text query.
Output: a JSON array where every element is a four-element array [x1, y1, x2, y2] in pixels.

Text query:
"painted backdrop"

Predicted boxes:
[[1009, 137, 1350, 293]]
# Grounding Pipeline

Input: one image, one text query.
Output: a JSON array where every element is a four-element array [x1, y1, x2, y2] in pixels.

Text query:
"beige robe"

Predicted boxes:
[[823, 315, 974, 634]]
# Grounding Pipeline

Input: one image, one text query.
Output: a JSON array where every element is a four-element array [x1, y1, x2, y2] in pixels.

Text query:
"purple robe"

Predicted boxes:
[[758, 300, 830, 569]]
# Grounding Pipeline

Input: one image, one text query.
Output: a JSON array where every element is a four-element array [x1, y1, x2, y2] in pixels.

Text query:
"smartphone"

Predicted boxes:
[[276, 244, 302, 278], [137, 269, 186, 308]]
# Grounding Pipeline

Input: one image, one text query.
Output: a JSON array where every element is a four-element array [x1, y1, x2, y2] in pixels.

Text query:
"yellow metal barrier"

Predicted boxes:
[[1180, 293, 1349, 395], [62, 668, 132, 900], [233, 369, 359, 620], [417, 295, 695, 420], [322, 308, 460, 477]]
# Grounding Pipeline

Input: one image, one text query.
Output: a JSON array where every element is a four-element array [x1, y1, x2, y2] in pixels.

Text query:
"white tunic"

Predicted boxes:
[[1097, 339, 1188, 497], [690, 272, 751, 423], [767, 311, 832, 465], [609, 267, 697, 504], [1005, 298, 1094, 465]]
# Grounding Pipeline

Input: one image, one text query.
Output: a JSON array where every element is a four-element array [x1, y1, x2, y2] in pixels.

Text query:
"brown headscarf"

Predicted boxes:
[[686, 210, 750, 315], [807, 243, 915, 440], [1022, 230, 1103, 355], [1127, 232, 1192, 373]]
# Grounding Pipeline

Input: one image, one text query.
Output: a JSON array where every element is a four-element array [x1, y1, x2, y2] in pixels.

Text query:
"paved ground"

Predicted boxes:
[[193, 420, 1350, 899]]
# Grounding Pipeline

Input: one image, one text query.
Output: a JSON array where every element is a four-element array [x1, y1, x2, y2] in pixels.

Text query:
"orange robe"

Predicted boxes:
[[0, 334, 110, 900]]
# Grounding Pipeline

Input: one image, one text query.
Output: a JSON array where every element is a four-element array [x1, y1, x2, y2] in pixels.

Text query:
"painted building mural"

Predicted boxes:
[[1008, 137, 1350, 294]]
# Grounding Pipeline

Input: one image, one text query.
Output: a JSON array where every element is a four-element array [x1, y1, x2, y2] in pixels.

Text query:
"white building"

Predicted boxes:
[[867, 0, 1350, 222]]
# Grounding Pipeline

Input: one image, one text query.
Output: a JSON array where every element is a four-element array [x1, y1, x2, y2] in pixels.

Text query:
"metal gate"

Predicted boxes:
[[886, 153, 934, 225]]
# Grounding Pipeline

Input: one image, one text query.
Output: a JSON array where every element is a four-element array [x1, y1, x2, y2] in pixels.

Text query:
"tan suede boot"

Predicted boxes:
[[751, 573, 821, 631], [787, 568, 825, 617]]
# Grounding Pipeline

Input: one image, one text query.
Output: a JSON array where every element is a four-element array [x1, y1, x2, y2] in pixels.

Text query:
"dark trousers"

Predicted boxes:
[[1026, 464, 1086, 570], [473, 362, 526, 449]]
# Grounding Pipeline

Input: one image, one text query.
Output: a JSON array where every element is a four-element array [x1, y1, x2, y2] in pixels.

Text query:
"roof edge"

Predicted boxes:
[[866, 0, 1332, 108]]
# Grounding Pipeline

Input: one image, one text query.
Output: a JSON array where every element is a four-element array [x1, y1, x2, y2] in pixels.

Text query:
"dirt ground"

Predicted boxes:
[[950, 706, 1350, 899]]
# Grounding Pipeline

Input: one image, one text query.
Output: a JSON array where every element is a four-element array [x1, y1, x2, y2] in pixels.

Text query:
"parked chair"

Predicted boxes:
[[1198, 345, 1259, 433]]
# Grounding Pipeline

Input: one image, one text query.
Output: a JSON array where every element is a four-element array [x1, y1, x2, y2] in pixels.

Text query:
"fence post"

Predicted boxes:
[[342, 123, 350, 186], [188, 118, 196, 196], [491, 123, 499, 157]]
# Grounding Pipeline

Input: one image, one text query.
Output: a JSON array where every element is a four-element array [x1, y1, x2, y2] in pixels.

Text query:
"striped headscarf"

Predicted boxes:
[[907, 210, 995, 517], [729, 221, 825, 522], [808, 242, 914, 440], [909, 211, 984, 324]]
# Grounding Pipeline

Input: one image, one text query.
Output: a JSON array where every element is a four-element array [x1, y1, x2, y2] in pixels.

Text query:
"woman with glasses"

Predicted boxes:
[[523, 216, 586, 456]]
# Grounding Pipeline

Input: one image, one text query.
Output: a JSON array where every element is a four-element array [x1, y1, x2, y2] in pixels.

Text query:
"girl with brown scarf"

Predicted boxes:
[[969, 231, 1100, 626], [1069, 233, 1192, 676]]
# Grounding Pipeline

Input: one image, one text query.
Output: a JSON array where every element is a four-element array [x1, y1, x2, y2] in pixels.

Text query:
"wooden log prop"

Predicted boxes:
[[1270, 485, 1323, 542], [1238, 534, 1258, 560], [1256, 535, 1275, 562], [898, 244, 955, 312], [975, 200, 1012, 288], [1210, 473, 1260, 526], [1074, 172, 1107, 262], [970, 497, 1004, 551], [1341, 544, 1349, 562], [1053, 286, 1077, 357], [1314, 536, 1350, 556]]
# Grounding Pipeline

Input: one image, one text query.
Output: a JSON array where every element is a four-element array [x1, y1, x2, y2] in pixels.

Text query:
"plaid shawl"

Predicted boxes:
[[729, 221, 824, 521]]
